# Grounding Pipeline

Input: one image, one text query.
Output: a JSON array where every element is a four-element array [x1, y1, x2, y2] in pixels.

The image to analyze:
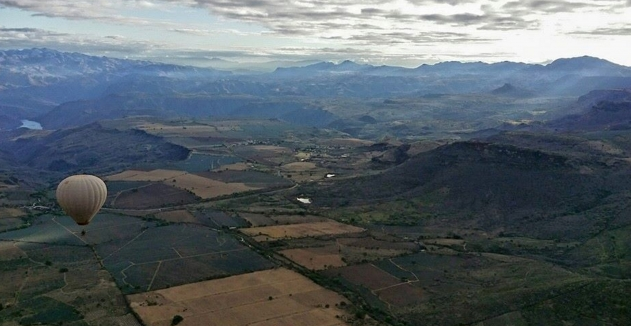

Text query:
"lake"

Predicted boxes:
[[20, 120, 43, 130]]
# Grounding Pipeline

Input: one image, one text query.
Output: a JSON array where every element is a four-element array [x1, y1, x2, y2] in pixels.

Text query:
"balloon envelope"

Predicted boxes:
[[56, 175, 107, 225]]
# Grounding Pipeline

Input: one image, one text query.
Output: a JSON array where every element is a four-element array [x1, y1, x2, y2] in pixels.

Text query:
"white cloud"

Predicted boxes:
[[0, 0, 630, 66]]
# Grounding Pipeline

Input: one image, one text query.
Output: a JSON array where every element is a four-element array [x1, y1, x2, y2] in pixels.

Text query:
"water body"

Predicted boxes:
[[19, 120, 43, 130]]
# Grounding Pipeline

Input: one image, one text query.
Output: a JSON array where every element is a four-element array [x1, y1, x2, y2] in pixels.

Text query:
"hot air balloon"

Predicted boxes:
[[56, 175, 107, 226]]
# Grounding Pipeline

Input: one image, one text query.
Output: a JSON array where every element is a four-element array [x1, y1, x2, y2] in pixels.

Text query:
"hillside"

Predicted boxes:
[[304, 138, 631, 240], [295, 133, 631, 325], [0, 123, 189, 175], [546, 88, 631, 131], [38, 94, 338, 129]]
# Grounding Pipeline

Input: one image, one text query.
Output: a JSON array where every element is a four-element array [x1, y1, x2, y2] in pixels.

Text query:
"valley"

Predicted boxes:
[[1, 49, 631, 326]]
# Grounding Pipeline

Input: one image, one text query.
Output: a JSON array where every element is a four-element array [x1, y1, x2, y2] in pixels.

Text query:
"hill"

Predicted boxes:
[[491, 83, 535, 97], [304, 137, 631, 241], [547, 88, 631, 131], [0, 123, 189, 175], [296, 132, 631, 325]]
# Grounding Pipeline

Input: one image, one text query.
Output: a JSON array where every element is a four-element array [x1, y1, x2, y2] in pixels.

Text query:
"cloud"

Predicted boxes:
[[0, 26, 163, 56], [569, 26, 631, 35], [329, 31, 496, 46], [1, 0, 630, 67], [0, 0, 181, 27], [502, 0, 613, 13]]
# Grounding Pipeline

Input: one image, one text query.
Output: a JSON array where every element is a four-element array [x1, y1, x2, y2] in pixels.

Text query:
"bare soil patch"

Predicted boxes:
[[112, 183, 198, 209], [0, 208, 25, 218], [154, 210, 196, 223], [105, 169, 186, 182], [280, 246, 346, 270], [241, 220, 364, 240], [331, 264, 401, 291], [281, 162, 318, 171], [128, 268, 350, 326], [375, 283, 424, 306], [239, 213, 275, 227]]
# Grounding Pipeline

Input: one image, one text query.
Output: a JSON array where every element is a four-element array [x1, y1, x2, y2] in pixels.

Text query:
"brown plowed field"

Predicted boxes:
[[375, 283, 424, 306], [105, 169, 186, 181], [128, 268, 350, 326], [154, 210, 196, 223], [241, 220, 364, 240], [106, 169, 258, 199], [332, 264, 401, 291], [240, 213, 275, 227], [280, 246, 346, 270], [112, 184, 198, 209], [166, 173, 256, 199], [0, 208, 25, 218]]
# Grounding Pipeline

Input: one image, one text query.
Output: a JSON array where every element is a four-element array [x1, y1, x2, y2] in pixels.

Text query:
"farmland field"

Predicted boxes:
[[162, 153, 243, 172], [239, 212, 275, 227], [281, 162, 317, 171], [111, 183, 199, 209], [194, 209, 249, 228], [280, 246, 346, 270], [166, 173, 257, 199], [106, 169, 258, 200], [105, 170, 258, 200], [0, 207, 25, 218], [4, 214, 275, 296], [241, 220, 364, 240], [127, 268, 350, 326], [97, 223, 275, 293], [0, 220, 139, 326], [0, 208, 26, 232], [154, 210, 197, 223], [322, 251, 603, 325], [328, 264, 401, 291], [105, 169, 187, 182], [232, 145, 295, 165], [195, 170, 293, 188]]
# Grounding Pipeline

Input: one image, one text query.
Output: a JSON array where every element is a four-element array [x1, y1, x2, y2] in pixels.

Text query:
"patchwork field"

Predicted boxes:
[[332, 264, 402, 291], [128, 268, 350, 326], [239, 213, 328, 227], [320, 138, 375, 147], [233, 145, 295, 165], [90, 222, 275, 293], [168, 173, 256, 199], [105, 169, 186, 181], [321, 251, 604, 325], [241, 220, 364, 241], [111, 183, 199, 209], [0, 214, 275, 296], [0, 208, 26, 232], [195, 170, 293, 188], [105, 169, 259, 199], [280, 246, 346, 270], [139, 123, 223, 138], [154, 210, 197, 223], [0, 207, 25, 218], [0, 221, 139, 326]]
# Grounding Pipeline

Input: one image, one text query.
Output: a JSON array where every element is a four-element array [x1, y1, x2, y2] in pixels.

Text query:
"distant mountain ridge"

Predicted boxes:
[[0, 48, 231, 106], [3, 48, 631, 130]]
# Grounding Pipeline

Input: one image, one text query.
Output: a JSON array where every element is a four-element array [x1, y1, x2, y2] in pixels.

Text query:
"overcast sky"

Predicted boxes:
[[1, 0, 630, 67]]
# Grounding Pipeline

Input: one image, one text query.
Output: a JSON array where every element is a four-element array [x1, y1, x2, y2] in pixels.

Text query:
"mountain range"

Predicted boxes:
[[2, 48, 631, 131]]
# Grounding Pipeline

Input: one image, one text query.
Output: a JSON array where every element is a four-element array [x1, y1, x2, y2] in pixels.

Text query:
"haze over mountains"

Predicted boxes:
[[2, 48, 631, 132]]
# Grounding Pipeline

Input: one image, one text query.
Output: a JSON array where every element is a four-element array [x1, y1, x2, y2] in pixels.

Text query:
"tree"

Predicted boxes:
[[171, 315, 183, 325]]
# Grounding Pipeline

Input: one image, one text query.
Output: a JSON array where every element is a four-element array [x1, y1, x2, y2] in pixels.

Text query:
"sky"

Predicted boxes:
[[1, 0, 630, 68]]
